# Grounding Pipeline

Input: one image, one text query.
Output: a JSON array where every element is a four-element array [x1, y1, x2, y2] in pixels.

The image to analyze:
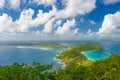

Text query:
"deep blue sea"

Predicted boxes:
[[0, 45, 67, 71]]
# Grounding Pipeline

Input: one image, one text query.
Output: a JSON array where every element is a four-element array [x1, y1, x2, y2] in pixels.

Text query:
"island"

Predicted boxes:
[[7, 43, 69, 48]]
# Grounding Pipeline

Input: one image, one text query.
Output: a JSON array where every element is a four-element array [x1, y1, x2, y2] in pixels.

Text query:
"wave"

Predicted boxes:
[[53, 57, 66, 68], [17, 46, 50, 50]]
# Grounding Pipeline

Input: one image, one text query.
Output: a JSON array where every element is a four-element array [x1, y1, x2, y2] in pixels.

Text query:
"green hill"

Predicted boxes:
[[55, 54, 120, 80]]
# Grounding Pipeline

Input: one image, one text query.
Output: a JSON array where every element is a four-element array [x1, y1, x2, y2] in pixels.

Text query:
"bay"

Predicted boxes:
[[82, 41, 120, 60], [0, 45, 67, 71], [82, 50, 112, 60]]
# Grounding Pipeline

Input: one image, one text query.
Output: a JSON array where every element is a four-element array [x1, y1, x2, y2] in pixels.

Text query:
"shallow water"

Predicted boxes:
[[82, 50, 112, 60]]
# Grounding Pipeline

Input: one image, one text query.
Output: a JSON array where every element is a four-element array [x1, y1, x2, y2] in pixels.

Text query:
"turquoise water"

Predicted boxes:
[[0, 45, 67, 71], [82, 50, 112, 60]]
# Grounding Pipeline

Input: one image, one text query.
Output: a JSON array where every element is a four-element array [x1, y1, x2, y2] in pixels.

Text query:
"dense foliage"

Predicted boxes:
[[55, 54, 120, 80], [0, 62, 53, 80], [0, 55, 120, 80]]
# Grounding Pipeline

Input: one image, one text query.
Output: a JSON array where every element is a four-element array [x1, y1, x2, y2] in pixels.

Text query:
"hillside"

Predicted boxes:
[[55, 54, 120, 80]]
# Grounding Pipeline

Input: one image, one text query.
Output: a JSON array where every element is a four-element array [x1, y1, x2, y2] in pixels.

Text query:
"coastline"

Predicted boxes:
[[53, 52, 66, 68], [81, 51, 85, 54], [82, 50, 112, 61], [17, 45, 51, 50]]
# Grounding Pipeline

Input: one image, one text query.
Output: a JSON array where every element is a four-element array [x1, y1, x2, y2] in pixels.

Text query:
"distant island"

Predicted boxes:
[[7, 43, 69, 48]]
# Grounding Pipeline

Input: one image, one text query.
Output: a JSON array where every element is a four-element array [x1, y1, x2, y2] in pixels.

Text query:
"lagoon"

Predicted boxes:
[[82, 50, 112, 60]]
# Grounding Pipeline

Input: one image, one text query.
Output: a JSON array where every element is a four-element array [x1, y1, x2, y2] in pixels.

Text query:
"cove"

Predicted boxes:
[[82, 50, 112, 60]]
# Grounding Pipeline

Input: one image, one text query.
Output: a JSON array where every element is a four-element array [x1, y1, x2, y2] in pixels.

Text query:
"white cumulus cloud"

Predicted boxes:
[[8, 0, 21, 9], [55, 19, 77, 35], [98, 11, 120, 34], [15, 8, 35, 32], [0, 13, 15, 33], [32, 0, 56, 6], [42, 18, 55, 33], [101, 0, 120, 5], [0, 5, 57, 33], [0, 0, 5, 9], [56, 0, 96, 18]]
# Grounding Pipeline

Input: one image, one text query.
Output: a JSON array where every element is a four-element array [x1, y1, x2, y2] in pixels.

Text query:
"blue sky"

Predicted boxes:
[[0, 0, 120, 41]]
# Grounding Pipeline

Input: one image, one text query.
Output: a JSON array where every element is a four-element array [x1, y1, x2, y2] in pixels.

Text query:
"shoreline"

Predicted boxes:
[[82, 50, 112, 61], [53, 47, 71, 67], [16, 45, 51, 50], [53, 57, 66, 68], [53, 51, 66, 68]]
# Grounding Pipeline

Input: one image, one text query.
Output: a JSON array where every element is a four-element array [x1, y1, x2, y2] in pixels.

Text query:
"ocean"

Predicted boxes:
[[0, 45, 67, 71], [0, 41, 119, 70]]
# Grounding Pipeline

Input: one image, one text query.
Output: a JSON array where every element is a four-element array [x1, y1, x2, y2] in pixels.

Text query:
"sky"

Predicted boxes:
[[0, 0, 120, 41]]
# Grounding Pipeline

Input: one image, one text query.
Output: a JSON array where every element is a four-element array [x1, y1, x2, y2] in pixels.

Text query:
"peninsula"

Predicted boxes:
[[57, 42, 104, 66]]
